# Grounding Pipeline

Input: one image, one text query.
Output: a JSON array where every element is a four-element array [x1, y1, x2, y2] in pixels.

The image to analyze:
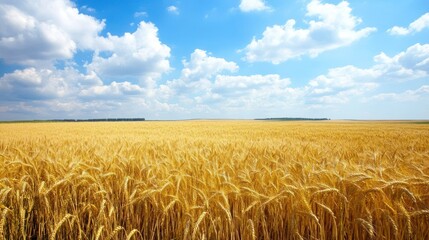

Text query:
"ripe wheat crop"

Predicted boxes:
[[0, 121, 428, 239]]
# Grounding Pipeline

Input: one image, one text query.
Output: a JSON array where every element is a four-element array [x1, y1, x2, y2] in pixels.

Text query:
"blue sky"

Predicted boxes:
[[0, 0, 428, 120]]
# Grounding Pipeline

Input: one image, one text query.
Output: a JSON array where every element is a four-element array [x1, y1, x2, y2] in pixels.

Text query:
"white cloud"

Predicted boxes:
[[239, 0, 270, 12], [0, 65, 146, 102], [305, 43, 429, 104], [161, 49, 238, 101], [0, 66, 156, 118], [309, 65, 381, 88], [213, 74, 291, 98], [373, 43, 429, 81], [0, 0, 171, 87], [209, 74, 299, 109], [167, 6, 179, 14], [0, 67, 81, 100], [0, 0, 105, 65], [161, 50, 298, 112], [388, 13, 429, 35], [372, 86, 429, 102], [181, 49, 238, 81], [134, 11, 148, 18], [160, 43, 429, 114], [81, 5, 95, 13], [87, 21, 171, 86], [1, 39, 428, 120], [166, 73, 299, 114], [244, 0, 376, 63], [80, 81, 144, 99], [306, 65, 379, 104], [215, 74, 289, 89]]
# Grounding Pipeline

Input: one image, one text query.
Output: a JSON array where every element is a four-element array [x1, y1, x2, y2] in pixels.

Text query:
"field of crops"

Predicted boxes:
[[0, 121, 428, 239]]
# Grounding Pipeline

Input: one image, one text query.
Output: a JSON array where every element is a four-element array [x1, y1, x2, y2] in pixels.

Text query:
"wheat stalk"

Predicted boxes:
[[356, 218, 374, 239], [192, 211, 207, 239], [126, 229, 142, 240], [50, 214, 75, 240], [107, 226, 124, 240], [94, 226, 104, 240], [247, 219, 256, 240], [0, 208, 10, 239]]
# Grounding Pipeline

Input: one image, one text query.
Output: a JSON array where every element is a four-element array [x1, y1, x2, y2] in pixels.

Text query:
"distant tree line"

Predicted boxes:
[[255, 117, 330, 121], [53, 118, 146, 122]]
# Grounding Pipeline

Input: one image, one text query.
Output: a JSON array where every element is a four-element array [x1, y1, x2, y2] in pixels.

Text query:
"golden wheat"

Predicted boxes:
[[0, 120, 428, 239]]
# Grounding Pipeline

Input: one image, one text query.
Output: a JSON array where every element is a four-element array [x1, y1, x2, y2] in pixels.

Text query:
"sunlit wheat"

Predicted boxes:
[[0, 120, 428, 239]]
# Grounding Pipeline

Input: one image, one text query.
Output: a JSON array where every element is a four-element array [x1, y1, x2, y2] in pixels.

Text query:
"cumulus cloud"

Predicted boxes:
[[372, 86, 429, 102], [0, 64, 147, 101], [213, 75, 290, 98], [0, 67, 158, 104], [208, 74, 301, 110], [244, 0, 376, 63], [0, 65, 157, 119], [306, 65, 379, 104], [87, 21, 171, 86], [0, 0, 177, 119], [157, 43, 429, 115], [0, 0, 170, 86], [0, 0, 105, 65], [0, 67, 96, 100], [388, 13, 429, 35], [167, 6, 179, 14], [161, 50, 297, 112], [162, 49, 238, 99], [80, 5, 95, 13], [305, 43, 429, 104], [0, 0, 175, 119], [181, 49, 238, 81], [373, 43, 429, 81], [239, 0, 270, 12], [80, 81, 144, 99], [309, 66, 380, 89], [2, 40, 428, 118], [134, 11, 148, 18]]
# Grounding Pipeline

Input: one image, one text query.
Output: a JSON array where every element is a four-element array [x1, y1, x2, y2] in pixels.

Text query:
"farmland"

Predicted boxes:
[[0, 121, 428, 239]]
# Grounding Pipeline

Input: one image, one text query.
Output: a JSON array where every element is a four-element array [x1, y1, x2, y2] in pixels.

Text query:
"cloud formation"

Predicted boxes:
[[0, 67, 100, 101], [0, 0, 427, 120], [372, 86, 429, 102], [373, 43, 429, 81], [87, 21, 171, 86], [244, 0, 376, 64], [2, 41, 427, 119], [80, 81, 144, 99], [0, 0, 174, 119], [239, 0, 270, 12], [0, 0, 104, 66], [161, 49, 297, 113], [181, 49, 238, 81], [0, 0, 170, 87], [306, 65, 379, 104], [306, 43, 429, 105], [162, 49, 238, 99], [388, 13, 429, 35], [167, 6, 179, 14]]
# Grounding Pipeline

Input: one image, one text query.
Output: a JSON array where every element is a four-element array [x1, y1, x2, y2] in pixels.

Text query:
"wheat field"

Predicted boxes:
[[0, 121, 428, 239]]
